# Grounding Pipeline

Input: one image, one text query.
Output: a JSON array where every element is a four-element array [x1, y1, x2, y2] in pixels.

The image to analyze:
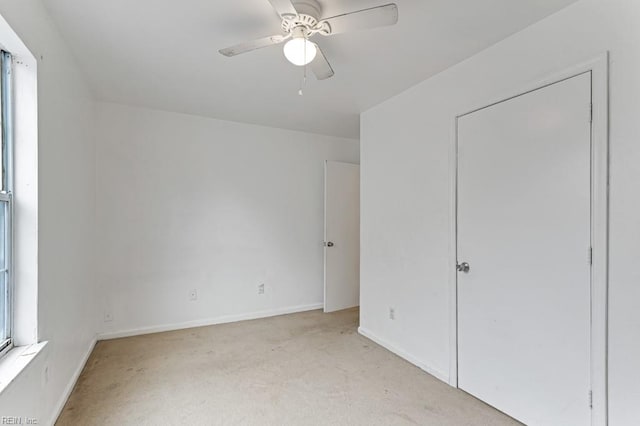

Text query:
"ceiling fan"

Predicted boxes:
[[219, 0, 399, 80]]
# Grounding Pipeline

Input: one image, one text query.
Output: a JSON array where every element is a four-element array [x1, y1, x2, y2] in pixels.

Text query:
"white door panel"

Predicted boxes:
[[324, 161, 360, 313], [457, 73, 592, 425]]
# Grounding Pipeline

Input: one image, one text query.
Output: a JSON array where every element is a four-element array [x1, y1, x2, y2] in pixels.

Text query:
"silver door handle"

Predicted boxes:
[[324, 241, 334, 247], [456, 262, 470, 273]]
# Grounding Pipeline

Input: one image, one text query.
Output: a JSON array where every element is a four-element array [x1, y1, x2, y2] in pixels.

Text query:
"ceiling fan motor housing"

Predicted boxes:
[[281, 0, 330, 36]]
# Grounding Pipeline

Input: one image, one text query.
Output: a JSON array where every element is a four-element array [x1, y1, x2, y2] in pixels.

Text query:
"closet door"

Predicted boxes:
[[457, 73, 592, 425]]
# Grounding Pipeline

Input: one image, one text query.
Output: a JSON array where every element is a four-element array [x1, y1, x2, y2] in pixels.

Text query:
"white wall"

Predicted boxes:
[[360, 0, 640, 424], [0, 0, 97, 424], [95, 102, 359, 337]]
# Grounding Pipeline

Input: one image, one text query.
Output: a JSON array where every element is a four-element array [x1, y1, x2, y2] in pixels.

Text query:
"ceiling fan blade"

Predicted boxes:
[[267, 0, 298, 18], [310, 46, 334, 80], [219, 34, 288, 57], [321, 3, 398, 36]]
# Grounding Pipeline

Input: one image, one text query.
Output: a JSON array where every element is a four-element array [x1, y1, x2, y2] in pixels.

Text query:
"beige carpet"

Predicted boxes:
[[57, 308, 519, 425]]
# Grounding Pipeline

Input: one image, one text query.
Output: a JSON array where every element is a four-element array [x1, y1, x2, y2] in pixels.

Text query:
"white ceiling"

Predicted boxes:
[[41, 0, 578, 138]]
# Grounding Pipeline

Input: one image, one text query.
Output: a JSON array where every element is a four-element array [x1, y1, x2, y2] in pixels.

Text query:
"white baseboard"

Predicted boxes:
[[50, 336, 97, 425], [98, 303, 324, 340], [358, 326, 449, 384]]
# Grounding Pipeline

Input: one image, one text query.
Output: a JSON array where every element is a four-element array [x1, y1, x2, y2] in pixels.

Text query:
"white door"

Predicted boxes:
[[324, 161, 360, 313], [457, 73, 592, 425]]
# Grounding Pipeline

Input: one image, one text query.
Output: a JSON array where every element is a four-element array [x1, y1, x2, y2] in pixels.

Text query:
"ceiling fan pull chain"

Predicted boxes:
[[299, 41, 308, 96], [299, 69, 306, 96]]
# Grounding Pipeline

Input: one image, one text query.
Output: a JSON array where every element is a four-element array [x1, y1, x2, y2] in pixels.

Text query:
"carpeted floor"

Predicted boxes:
[[56, 308, 519, 425]]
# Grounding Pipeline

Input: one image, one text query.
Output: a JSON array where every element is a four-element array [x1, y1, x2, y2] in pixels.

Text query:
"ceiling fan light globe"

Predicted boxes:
[[283, 38, 317, 66]]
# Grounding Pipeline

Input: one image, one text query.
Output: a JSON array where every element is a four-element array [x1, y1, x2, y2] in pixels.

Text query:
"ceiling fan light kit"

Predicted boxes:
[[219, 0, 398, 81], [283, 27, 317, 66]]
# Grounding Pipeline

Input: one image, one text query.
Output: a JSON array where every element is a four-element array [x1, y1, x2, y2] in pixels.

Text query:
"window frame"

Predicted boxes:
[[0, 49, 13, 358]]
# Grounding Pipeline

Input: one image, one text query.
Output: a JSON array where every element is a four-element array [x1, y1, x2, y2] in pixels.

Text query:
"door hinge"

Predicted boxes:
[[589, 389, 593, 408], [589, 103, 593, 124], [588, 247, 593, 265]]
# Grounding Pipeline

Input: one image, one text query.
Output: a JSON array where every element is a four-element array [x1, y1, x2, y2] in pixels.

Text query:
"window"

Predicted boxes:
[[0, 50, 12, 357]]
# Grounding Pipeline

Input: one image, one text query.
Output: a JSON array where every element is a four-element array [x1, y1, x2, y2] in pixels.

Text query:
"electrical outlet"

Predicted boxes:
[[389, 307, 395, 320], [104, 312, 113, 322], [189, 289, 198, 301], [258, 284, 265, 295]]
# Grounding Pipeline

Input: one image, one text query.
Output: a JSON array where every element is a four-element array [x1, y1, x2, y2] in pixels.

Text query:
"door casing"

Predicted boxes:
[[448, 53, 609, 426]]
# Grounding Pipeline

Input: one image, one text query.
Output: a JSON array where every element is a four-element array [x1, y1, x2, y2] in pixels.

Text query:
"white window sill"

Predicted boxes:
[[0, 342, 48, 395]]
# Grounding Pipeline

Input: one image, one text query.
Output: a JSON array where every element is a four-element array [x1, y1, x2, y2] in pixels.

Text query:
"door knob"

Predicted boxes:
[[325, 241, 334, 247], [457, 262, 470, 273]]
